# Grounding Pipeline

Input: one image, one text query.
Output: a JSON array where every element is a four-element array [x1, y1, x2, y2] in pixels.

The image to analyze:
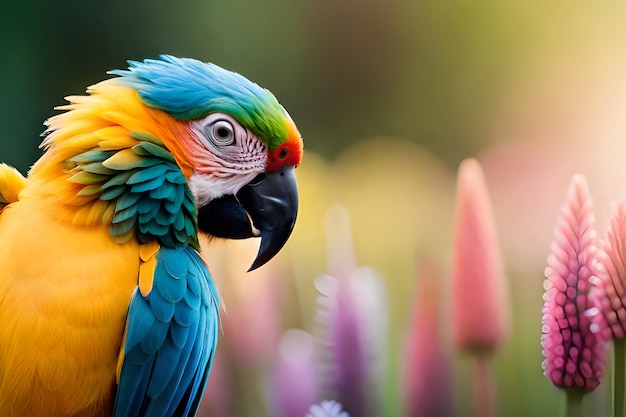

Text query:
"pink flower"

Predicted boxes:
[[541, 174, 606, 391], [402, 257, 453, 417], [594, 202, 626, 341], [451, 158, 509, 353]]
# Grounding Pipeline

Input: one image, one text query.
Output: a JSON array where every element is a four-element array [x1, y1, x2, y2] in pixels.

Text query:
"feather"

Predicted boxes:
[[101, 171, 135, 190], [103, 149, 147, 170], [139, 242, 160, 296], [113, 246, 219, 417], [140, 240, 161, 261], [76, 184, 102, 197], [130, 176, 167, 194], [81, 162, 116, 176], [98, 137, 140, 151], [169, 321, 190, 348], [116, 191, 143, 211], [100, 185, 126, 201], [112, 206, 137, 224], [109, 55, 292, 150], [133, 141, 176, 161], [69, 170, 108, 185], [127, 165, 170, 185], [68, 149, 113, 164]]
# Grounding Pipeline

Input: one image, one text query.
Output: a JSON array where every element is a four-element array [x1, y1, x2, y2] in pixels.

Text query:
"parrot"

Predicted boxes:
[[0, 55, 303, 417]]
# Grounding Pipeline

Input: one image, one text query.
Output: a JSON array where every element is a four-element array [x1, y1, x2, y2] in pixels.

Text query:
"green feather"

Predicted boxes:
[[69, 149, 114, 164], [76, 184, 103, 197], [112, 206, 138, 223], [130, 176, 166, 193], [82, 162, 117, 176], [100, 185, 126, 201], [133, 142, 176, 162], [101, 171, 136, 190], [116, 192, 143, 211], [127, 165, 170, 185], [69, 171, 108, 185], [67, 128, 198, 248]]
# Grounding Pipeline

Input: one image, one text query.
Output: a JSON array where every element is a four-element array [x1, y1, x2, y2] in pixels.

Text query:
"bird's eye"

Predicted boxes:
[[206, 120, 235, 146]]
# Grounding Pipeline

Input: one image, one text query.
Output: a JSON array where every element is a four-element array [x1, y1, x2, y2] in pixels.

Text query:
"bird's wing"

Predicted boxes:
[[113, 245, 219, 417]]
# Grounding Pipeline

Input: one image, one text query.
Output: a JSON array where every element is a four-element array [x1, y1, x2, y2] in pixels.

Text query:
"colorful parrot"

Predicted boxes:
[[0, 55, 303, 417]]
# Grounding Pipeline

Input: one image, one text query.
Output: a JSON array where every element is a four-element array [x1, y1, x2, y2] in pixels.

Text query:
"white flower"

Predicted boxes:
[[305, 400, 350, 417]]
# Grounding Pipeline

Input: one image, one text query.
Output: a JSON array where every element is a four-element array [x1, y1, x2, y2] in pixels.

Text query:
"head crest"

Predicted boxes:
[[109, 55, 290, 150]]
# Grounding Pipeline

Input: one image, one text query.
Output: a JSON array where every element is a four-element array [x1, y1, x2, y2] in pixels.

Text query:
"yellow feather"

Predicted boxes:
[[116, 323, 128, 384], [102, 148, 145, 170], [139, 240, 160, 262], [0, 164, 26, 205], [0, 197, 140, 416], [138, 241, 160, 297], [102, 203, 116, 224], [86, 200, 113, 226], [94, 126, 128, 140], [97, 137, 140, 151], [69, 170, 107, 185]]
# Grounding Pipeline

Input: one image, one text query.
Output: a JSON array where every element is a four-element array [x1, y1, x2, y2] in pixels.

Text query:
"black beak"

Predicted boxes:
[[197, 166, 298, 271]]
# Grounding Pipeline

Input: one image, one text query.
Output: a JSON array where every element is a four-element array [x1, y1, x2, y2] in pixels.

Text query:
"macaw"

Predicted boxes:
[[0, 55, 303, 417]]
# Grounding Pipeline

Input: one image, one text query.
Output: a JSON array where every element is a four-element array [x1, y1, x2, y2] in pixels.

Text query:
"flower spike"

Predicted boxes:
[[541, 174, 606, 391], [452, 158, 509, 354]]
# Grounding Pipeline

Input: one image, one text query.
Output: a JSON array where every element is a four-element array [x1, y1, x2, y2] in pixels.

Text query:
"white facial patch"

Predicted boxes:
[[187, 113, 267, 206], [188, 170, 260, 207]]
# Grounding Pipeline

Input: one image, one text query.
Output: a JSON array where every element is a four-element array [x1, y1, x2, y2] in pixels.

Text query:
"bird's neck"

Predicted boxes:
[[24, 81, 199, 249]]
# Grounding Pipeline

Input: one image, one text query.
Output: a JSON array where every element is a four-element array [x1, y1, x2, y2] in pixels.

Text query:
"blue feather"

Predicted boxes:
[[139, 319, 170, 354], [130, 176, 167, 194], [137, 198, 159, 215], [147, 342, 182, 398], [125, 293, 156, 349], [164, 187, 185, 215], [174, 300, 196, 326], [163, 253, 188, 279], [101, 171, 135, 190], [149, 182, 176, 200], [169, 323, 190, 349], [113, 246, 219, 417], [165, 171, 187, 185], [116, 191, 142, 211], [108, 55, 289, 151], [127, 165, 169, 185], [155, 274, 187, 304], [148, 291, 176, 323]]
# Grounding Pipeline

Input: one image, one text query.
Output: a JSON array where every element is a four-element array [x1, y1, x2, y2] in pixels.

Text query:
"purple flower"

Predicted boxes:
[[314, 204, 387, 417], [269, 329, 319, 417], [314, 269, 386, 417], [541, 174, 606, 391]]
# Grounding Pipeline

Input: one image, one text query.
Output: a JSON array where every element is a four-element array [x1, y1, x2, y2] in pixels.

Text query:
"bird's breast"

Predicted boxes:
[[0, 198, 140, 417]]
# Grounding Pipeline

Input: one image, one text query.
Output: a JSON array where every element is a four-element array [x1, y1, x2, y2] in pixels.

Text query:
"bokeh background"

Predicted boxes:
[[4, 1, 626, 416]]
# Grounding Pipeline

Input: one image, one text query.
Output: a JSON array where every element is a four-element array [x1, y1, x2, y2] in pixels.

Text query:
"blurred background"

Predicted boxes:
[[3, 1, 626, 416]]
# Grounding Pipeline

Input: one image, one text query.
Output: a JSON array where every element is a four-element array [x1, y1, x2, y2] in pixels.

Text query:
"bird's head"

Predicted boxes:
[[110, 56, 303, 270], [39, 55, 302, 270]]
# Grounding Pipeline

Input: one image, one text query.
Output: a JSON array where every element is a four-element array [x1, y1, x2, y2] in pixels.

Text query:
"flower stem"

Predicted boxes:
[[615, 338, 626, 417], [473, 356, 497, 417], [565, 389, 584, 417]]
